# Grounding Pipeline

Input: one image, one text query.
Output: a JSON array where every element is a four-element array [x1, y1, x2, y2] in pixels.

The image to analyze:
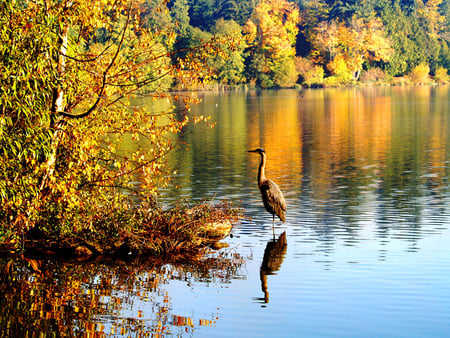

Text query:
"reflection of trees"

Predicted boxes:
[[246, 90, 304, 191], [258, 232, 287, 303], [374, 86, 450, 245], [0, 251, 246, 337], [163, 91, 250, 202], [299, 86, 450, 248], [143, 87, 448, 250], [299, 87, 392, 221]]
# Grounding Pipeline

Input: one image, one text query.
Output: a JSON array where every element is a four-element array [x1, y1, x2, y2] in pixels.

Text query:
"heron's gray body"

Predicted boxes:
[[259, 178, 286, 222], [249, 148, 286, 223]]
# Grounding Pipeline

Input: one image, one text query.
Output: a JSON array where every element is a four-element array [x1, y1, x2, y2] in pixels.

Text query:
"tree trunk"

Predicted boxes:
[[39, 24, 69, 193]]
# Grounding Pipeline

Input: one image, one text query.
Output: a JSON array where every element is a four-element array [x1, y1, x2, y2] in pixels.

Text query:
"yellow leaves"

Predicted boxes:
[[27, 259, 41, 274], [108, 144, 116, 154], [199, 318, 216, 326], [1, 0, 224, 231], [244, 0, 299, 86], [410, 63, 431, 84], [192, 115, 212, 125], [137, 154, 145, 164], [131, 132, 140, 141], [246, 0, 300, 52], [311, 16, 392, 81], [243, 20, 257, 44], [418, 0, 446, 36], [327, 54, 352, 80]]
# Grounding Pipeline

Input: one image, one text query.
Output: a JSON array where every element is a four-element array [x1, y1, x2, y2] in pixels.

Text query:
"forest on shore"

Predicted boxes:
[[170, 0, 450, 87]]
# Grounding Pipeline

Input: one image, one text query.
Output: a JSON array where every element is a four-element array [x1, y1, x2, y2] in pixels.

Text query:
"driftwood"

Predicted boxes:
[[198, 219, 232, 243]]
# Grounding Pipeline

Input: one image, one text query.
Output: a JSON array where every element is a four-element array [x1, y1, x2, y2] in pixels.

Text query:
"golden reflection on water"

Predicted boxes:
[[297, 88, 393, 204], [0, 251, 247, 337], [161, 86, 450, 217], [246, 91, 303, 190]]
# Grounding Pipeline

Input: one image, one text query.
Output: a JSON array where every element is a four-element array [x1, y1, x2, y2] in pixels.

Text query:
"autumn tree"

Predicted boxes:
[[308, 19, 339, 64], [0, 0, 223, 246], [310, 15, 392, 81], [296, 0, 330, 57], [345, 16, 393, 80], [244, 0, 300, 87], [416, 0, 446, 39], [295, 57, 324, 86]]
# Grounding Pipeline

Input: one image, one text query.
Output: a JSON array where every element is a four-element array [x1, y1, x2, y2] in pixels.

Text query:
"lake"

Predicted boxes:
[[2, 86, 450, 337]]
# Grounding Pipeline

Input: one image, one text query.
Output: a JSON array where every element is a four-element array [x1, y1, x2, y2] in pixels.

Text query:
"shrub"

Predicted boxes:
[[434, 67, 449, 84], [296, 57, 324, 86], [323, 75, 341, 87], [327, 55, 353, 83], [409, 63, 430, 85], [273, 58, 299, 88], [360, 68, 387, 84]]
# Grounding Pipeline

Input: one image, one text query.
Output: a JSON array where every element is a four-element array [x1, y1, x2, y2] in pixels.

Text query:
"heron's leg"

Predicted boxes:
[[272, 214, 275, 239]]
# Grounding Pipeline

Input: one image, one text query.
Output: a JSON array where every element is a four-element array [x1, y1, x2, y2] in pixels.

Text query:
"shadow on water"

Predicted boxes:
[[256, 231, 287, 305]]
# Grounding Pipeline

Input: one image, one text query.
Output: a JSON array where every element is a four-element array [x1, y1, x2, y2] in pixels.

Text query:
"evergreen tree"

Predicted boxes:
[[214, 0, 256, 25], [189, 0, 215, 30], [170, 0, 191, 35]]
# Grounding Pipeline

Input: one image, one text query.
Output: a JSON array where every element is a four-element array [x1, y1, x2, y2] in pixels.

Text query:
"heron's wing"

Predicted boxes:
[[260, 179, 287, 214]]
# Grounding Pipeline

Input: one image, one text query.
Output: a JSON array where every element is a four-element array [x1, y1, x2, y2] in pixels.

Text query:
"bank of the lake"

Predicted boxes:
[[1, 200, 241, 261]]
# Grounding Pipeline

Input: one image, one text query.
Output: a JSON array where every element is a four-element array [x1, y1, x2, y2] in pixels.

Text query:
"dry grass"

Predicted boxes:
[[3, 199, 243, 260], [127, 200, 242, 257]]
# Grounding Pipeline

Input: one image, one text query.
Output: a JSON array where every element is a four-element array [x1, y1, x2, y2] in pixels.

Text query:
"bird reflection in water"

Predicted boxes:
[[258, 231, 287, 304]]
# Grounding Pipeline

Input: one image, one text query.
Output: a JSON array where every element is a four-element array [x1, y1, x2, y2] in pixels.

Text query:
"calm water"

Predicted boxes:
[[2, 86, 450, 337]]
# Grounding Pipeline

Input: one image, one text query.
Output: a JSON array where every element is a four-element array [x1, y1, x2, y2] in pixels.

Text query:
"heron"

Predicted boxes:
[[248, 148, 286, 235]]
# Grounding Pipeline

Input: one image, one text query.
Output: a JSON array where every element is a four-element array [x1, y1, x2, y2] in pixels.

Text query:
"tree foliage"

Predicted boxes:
[[0, 0, 228, 246], [2, 0, 450, 250], [244, 0, 300, 87], [173, 0, 450, 85], [212, 19, 247, 85], [297, 0, 450, 81]]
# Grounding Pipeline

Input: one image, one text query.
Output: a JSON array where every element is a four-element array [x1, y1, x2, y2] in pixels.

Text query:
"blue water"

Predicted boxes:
[[160, 86, 450, 337]]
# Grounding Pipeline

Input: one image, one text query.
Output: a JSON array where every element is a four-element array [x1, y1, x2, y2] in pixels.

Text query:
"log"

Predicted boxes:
[[198, 219, 232, 245]]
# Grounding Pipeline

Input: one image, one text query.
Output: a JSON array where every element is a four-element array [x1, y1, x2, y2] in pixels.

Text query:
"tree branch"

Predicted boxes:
[[59, 8, 131, 119]]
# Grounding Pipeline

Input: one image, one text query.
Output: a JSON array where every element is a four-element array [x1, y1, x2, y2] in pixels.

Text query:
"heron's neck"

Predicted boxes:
[[258, 152, 267, 185]]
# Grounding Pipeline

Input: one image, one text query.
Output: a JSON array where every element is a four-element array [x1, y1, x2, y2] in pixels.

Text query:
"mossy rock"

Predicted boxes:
[[197, 219, 232, 245]]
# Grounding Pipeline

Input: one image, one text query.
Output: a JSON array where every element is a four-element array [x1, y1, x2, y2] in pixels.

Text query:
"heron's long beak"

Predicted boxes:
[[248, 149, 258, 153]]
